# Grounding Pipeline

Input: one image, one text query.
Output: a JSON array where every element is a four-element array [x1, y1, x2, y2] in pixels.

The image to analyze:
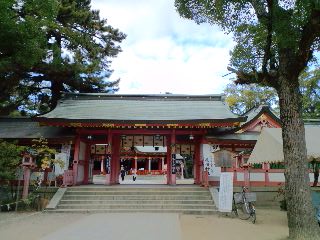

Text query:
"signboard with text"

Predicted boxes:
[[218, 172, 233, 212]]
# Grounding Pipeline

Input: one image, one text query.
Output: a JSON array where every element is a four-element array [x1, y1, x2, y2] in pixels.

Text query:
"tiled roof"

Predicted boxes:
[[37, 93, 245, 123], [240, 105, 280, 126], [0, 118, 74, 139]]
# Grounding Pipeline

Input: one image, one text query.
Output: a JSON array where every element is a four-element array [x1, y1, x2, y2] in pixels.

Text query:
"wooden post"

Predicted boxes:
[[22, 167, 31, 199], [106, 129, 113, 185], [194, 142, 201, 184], [72, 134, 81, 186], [166, 134, 172, 185], [111, 134, 120, 184], [83, 143, 90, 184]]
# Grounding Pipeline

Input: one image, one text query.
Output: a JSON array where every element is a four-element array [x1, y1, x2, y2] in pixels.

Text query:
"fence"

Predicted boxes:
[[208, 167, 316, 187]]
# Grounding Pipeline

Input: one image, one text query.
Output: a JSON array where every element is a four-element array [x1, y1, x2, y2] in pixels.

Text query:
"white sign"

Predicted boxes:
[[54, 153, 68, 175], [218, 172, 233, 212], [61, 144, 71, 161], [201, 144, 221, 177]]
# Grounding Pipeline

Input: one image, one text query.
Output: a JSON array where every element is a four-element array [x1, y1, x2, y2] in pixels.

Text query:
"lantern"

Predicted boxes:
[[22, 153, 35, 167]]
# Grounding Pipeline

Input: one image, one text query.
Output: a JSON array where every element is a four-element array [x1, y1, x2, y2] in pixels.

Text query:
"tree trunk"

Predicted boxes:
[[50, 79, 63, 110], [278, 73, 320, 239]]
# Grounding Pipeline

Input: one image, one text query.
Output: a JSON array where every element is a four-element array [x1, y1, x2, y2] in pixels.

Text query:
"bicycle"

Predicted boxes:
[[233, 187, 256, 223]]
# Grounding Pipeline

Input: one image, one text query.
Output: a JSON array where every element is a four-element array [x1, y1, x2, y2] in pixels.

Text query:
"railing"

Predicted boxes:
[[209, 167, 315, 187]]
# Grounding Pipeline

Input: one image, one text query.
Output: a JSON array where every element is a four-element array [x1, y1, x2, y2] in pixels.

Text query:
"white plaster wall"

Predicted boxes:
[[79, 141, 86, 161], [77, 165, 84, 182], [201, 144, 221, 177], [237, 172, 244, 181], [250, 173, 265, 181], [269, 173, 285, 182]]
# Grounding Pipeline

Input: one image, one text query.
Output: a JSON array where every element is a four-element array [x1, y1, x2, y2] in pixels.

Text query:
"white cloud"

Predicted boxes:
[[91, 0, 235, 94]]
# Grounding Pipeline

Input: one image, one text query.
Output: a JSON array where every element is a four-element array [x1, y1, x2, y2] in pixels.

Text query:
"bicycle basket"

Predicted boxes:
[[234, 193, 243, 204], [234, 192, 257, 203]]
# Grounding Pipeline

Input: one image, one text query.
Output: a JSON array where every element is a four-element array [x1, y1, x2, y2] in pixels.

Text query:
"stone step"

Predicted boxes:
[[47, 186, 216, 215], [62, 195, 212, 200], [60, 199, 213, 205], [47, 208, 217, 215], [64, 191, 210, 196], [57, 203, 216, 210], [67, 187, 206, 192]]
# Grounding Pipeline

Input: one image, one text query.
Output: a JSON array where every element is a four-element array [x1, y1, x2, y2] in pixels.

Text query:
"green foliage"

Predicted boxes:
[[224, 83, 278, 115], [0, 0, 126, 115], [224, 68, 320, 117], [300, 68, 320, 118], [31, 137, 63, 170], [175, 1, 320, 83], [21, 0, 126, 113], [0, 0, 58, 115], [0, 140, 24, 181]]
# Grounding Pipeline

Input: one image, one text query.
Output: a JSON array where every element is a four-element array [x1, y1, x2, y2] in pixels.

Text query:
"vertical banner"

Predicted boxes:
[[201, 144, 221, 177], [54, 153, 68, 175], [61, 144, 71, 168], [105, 155, 111, 174], [218, 172, 233, 212], [171, 154, 176, 174]]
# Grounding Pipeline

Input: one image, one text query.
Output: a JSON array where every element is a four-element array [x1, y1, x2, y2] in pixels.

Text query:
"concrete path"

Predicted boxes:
[[41, 213, 181, 240]]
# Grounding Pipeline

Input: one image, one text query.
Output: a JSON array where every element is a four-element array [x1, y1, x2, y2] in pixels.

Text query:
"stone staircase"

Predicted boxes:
[[48, 185, 217, 214]]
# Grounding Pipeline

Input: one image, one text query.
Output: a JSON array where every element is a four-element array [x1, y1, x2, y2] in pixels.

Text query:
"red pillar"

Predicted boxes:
[[202, 170, 209, 188], [111, 134, 120, 184], [166, 135, 172, 185], [105, 129, 112, 185], [170, 130, 176, 185], [83, 143, 90, 184], [194, 142, 201, 184], [72, 134, 81, 185], [22, 167, 31, 199]]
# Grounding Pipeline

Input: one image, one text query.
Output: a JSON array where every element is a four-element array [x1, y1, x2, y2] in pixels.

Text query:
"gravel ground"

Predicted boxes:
[[0, 208, 289, 240]]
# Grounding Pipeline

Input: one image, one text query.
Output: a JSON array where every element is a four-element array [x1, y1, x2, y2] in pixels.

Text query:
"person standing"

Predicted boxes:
[[132, 168, 137, 181], [120, 166, 125, 181]]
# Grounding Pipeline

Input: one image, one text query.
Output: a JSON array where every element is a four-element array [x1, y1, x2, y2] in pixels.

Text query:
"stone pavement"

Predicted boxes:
[[41, 213, 181, 240], [93, 174, 194, 185]]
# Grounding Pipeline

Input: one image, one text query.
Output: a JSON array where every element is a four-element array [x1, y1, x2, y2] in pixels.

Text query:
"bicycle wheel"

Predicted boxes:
[[235, 202, 251, 220], [249, 203, 256, 224]]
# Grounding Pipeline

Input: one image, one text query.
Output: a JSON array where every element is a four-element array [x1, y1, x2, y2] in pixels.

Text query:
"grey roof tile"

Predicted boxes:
[[0, 118, 74, 139], [37, 93, 244, 122]]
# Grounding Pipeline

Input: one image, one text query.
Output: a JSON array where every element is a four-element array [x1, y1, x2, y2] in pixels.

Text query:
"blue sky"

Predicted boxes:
[[91, 0, 235, 94]]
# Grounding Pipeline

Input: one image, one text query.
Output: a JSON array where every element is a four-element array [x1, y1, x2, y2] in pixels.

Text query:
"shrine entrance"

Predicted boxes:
[[73, 130, 201, 186], [117, 135, 195, 185]]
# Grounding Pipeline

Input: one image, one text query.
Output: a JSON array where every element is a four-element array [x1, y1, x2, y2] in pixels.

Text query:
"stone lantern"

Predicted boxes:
[[22, 152, 36, 199], [22, 153, 35, 167]]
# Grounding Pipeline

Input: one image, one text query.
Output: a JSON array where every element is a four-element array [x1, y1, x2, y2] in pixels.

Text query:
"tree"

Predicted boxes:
[[175, 1, 320, 239], [224, 68, 320, 117], [0, 0, 126, 115], [23, 0, 126, 113], [300, 68, 320, 118], [0, 0, 58, 115], [224, 83, 278, 115], [0, 141, 24, 181], [30, 137, 63, 171]]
